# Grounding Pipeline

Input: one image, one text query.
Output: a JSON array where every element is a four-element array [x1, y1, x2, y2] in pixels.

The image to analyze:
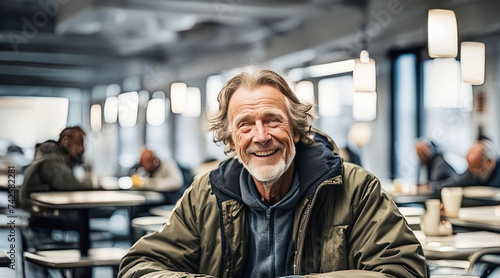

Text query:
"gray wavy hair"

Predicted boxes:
[[479, 139, 498, 161], [205, 67, 316, 156]]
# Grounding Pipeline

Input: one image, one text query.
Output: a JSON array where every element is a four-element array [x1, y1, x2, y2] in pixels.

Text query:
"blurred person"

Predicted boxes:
[[415, 139, 458, 184], [428, 138, 500, 194], [130, 149, 184, 192], [6, 144, 30, 173], [119, 68, 426, 277], [19, 126, 93, 210], [18, 126, 94, 278]]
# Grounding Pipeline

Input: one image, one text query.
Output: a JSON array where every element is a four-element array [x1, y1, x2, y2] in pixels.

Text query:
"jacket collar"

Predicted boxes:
[[209, 130, 343, 204]]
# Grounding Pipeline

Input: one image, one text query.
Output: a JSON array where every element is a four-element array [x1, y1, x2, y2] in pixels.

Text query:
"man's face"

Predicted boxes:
[[228, 85, 300, 184], [140, 151, 159, 173], [66, 131, 85, 164], [467, 143, 492, 180]]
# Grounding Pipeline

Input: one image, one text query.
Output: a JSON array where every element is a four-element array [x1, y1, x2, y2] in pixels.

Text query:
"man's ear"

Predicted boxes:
[[60, 136, 70, 149], [486, 158, 496, 170], [229, 139, 235, 151], [293, 130, 300, 144]]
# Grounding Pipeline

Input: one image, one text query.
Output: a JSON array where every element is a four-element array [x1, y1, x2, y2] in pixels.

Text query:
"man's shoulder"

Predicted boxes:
[[340, 162, 380, 197], [184, 171, 215, 200], [342, 162, 376, 182], [34, 140, 60, 158]]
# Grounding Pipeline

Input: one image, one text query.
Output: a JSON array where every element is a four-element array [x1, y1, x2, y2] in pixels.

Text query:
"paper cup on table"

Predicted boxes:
[[441, 187, 463, 218], [422, 199, 441, 236]]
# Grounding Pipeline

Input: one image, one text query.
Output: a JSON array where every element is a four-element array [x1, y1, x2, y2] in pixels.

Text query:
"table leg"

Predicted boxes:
[[78, 209, 90, 257]]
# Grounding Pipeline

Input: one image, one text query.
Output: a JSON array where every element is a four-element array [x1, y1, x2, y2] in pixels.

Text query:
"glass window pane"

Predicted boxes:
[[394, 54, 418, 180]]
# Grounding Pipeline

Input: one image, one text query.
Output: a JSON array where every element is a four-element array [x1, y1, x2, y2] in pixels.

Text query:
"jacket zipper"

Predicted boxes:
[[293, 175, 342, 274], [221, 202, 234, 278]]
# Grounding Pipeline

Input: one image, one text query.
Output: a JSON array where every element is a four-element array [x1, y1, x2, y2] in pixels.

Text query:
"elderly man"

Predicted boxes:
[[119, 68, 427, 277], [429, 138, 500, 194], [131, 149, 184, 192], [19, 126, 93, 210]]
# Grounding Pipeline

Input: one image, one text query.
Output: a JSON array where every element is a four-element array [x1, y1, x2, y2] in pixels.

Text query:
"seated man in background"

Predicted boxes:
[[119, 68, 426, 277], [19, 126, 93, 210], [415, 139, 458, 184], [428, 138, 500, 194], [19, 126, 94, 278], [131, 149, 184, 192]]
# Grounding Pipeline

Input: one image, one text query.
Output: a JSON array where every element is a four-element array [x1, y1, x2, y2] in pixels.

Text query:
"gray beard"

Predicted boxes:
[[475, 169, 492, 182], [238, 146, 296, 188]]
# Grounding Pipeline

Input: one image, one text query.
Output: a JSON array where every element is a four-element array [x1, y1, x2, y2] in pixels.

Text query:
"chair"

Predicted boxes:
[[468, 247, 500, 278], [131, 215, 169, 242], [24, 247, 128, 278]]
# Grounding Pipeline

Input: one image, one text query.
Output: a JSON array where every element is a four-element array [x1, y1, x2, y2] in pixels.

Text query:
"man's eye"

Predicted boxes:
[[238, 123, 252, 132], [267, 119, 280, 126]]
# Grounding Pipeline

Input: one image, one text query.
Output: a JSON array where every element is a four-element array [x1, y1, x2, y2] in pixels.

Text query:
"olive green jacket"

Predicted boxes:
[[119, 132, 427, 278]]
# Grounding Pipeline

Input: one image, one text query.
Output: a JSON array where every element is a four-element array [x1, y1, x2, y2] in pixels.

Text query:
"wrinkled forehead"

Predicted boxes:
[[467, 144, 484, 163], [228, 85, 288, 116]]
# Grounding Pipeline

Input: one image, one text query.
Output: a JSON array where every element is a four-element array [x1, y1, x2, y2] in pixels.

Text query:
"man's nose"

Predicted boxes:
[[253, 121, 271, 143]]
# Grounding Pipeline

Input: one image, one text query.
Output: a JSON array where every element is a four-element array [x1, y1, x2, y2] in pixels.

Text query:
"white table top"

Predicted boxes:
[[149, 204, 175, 217], [380, 179, 435, 204], [29, 190, 146, 209], [463, 186, 500, 200], [132, 216, 169, 232], [414, 230, 500, 259], [447, 206, 500, 233], [457, 206, 500, 223], [24, 247, 128, 268], [398, 206, 426, 217], [0, 250, 10, 267]]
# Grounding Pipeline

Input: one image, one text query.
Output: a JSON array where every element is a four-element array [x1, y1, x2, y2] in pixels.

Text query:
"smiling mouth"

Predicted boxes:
[[254, 149, 278, 157]]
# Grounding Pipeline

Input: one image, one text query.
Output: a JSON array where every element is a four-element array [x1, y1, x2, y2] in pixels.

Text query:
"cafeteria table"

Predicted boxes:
[[0, 250, 10, 268], [462, 186, 500, 203], [24, 247, 128, 269], [380, 179, 435, 205], [414, 230, 500, 260], [28, 190, 162, 256], [447, 206, 500, 233]]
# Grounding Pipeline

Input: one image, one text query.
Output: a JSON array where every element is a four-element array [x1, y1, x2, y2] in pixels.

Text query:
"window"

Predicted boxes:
[[317, 75, 354, 149], [392, 53, 418, 180]]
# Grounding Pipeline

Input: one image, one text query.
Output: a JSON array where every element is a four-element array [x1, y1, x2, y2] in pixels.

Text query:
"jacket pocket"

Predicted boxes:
[[321, 224, 348, 272]]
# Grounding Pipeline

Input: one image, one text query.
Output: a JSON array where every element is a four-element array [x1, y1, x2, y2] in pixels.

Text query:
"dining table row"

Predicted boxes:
[[383, 180, 500, 277]]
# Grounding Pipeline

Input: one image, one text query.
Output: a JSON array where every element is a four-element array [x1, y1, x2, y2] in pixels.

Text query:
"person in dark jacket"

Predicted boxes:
[[430, 138, 500, 194], [19, 126, 94, 278], [19, 126, 93, 210], [118, 68, 427, 278], [415, 139, 458, 184]]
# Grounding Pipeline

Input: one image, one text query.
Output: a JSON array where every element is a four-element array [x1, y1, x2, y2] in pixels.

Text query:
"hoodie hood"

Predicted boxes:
[[209, 130, 343, 205]]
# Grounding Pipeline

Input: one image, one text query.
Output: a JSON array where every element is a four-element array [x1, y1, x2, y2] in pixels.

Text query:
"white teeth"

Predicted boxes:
[[254, 149, 277, 157]]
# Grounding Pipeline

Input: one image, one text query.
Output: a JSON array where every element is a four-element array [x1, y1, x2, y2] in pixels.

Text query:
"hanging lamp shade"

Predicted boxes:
[[425, 58, 459, 108], [90, 104, 102, 131], [353, 50, 376, 92], [353, 91, 377, 121], [183, 87, 201, 117], [295, 81, 315, 105], [170, 82, 187, 114], [461, 42, 485, 85], [428, 9, 458, 58]]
